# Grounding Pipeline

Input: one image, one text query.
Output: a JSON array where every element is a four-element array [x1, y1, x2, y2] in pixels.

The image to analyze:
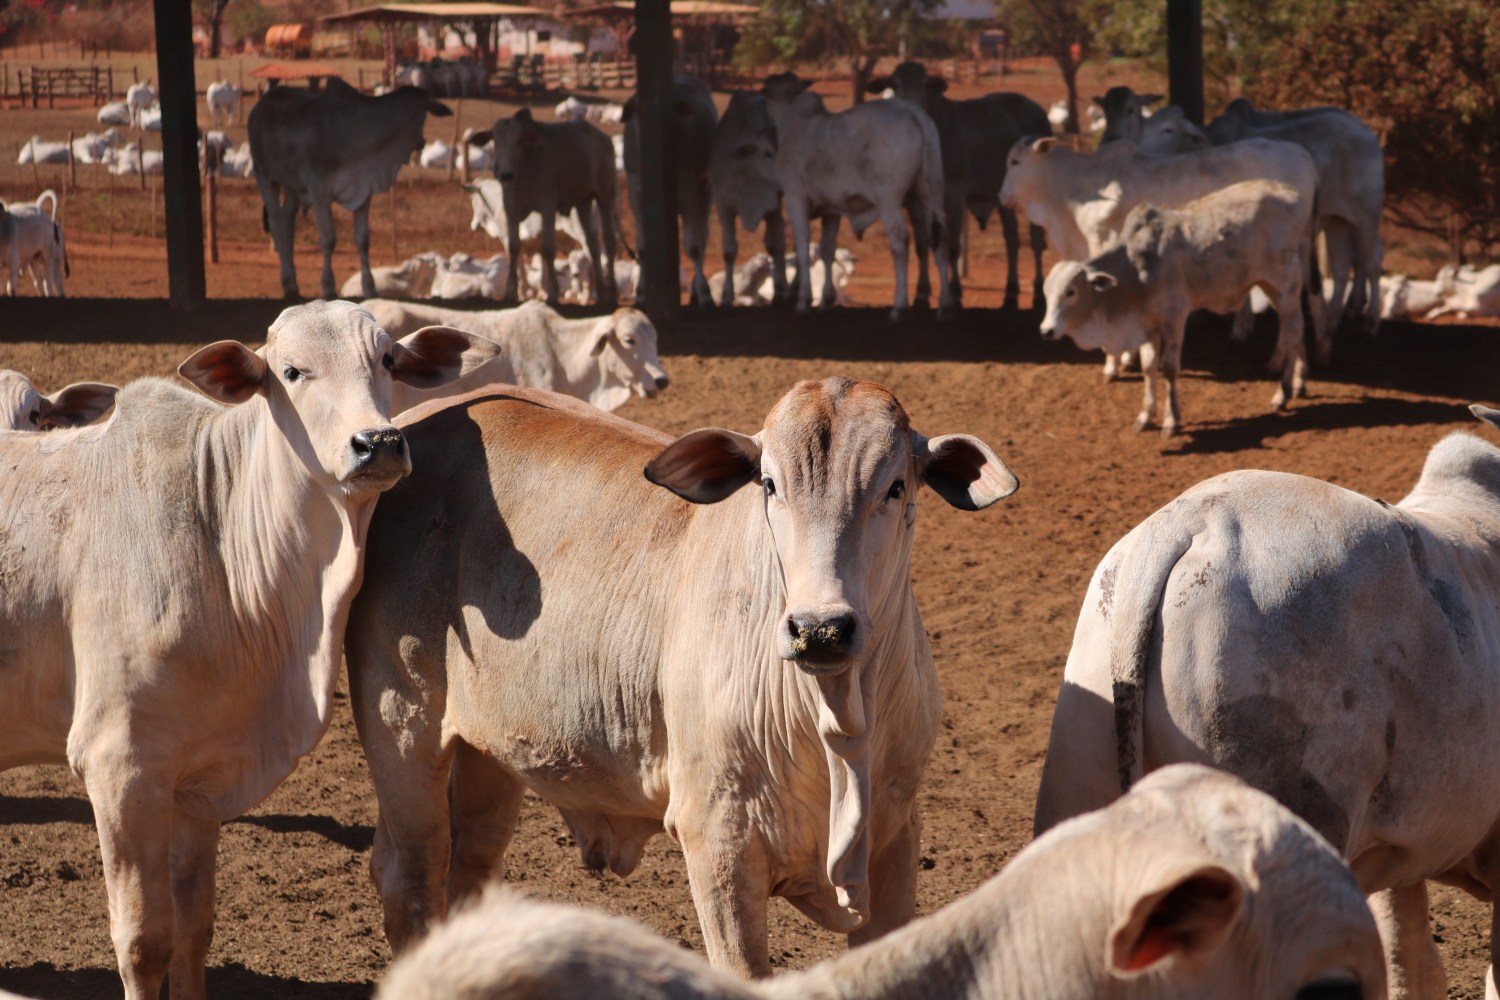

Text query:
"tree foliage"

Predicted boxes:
[[997, 0, 1113, 132], [735, 0, 943, 103]]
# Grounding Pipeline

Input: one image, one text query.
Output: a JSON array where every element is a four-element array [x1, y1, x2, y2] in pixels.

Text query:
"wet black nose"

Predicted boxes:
[[655, 374, 670, 391], [351, 427, 408, 473], [787, 612, 857, 663], [498, 172, 515, 183]]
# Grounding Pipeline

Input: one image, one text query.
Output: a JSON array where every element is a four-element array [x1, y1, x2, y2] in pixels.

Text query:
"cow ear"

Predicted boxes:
[[1091, 94, 1105, 108], [1470, 404, 1500, 432], [388, 326, 500, 389], [1109, 865, 1244, 977], [1031, 136, 1058, 154], [590, 316, 616, 356], [927, 77, 948, 95], [863, 76, 893, 94], [915, 433, 1018, 511], [179, 341, 268, 404], [428, 101, 453, 117], [466, 130, 491, 147], [645, 428, 762, 504], [1141, 93, 1165, 107], [39, 382, 118, 428], [514, 107, 532, 122], [1086, 269, 1118, 292]]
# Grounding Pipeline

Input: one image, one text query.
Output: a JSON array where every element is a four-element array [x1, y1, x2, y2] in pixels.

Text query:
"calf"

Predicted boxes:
[[1041, 180, 1317, 436], [0, 190, 68, 297], [0, 370, 117, 430], [375, 766, 1385, 1000], [347, 377, 1015, 975], [340, 251, 444, 300]]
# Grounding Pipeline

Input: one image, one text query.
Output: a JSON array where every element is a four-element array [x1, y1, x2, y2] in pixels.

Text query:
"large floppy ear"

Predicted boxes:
[[644, 428, 762, 504], [1108, 863, 1245, 977], [1140, 93, 1164, 108], [589, 315, 616, 356], [179, 341, 268, 404], [388, 326, 500, 389], [1470, 404, 1500, 432], [39, 382, 118, 428], [916, 433, 1019, 510], [513, 107, 533, 122], [1085, 268, 1119, 293], [864, 75, 894, 94], [1031, 136, 1058, 154], [466, 129, 492, 147]]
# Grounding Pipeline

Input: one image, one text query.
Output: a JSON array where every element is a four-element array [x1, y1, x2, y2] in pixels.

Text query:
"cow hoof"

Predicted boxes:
[[1271, 390, 1288, 411], [1161, 424, 1178, 439], [1134, 417, 1151, 433]]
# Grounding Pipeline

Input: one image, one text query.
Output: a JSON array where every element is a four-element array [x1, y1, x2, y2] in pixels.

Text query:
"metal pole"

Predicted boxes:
[[153, 0, 206, 311], [1166, 0, 1204, 125], [634, 0, 678, 320]]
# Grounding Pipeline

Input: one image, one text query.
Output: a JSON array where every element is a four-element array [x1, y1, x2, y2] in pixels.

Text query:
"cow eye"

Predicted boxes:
[[1066, 287, 1076, 298], [762, 477, 777, 497], [27, 410, 39, 425], [621, 336, 636, 347], [283, 365, 303, 383], [887, 479, 905, 501]]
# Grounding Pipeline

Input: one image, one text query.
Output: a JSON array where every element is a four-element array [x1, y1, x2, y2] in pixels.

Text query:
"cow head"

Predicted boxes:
[[998, 135, 1058, 211], [1093, 86, 1163, 144], [472, 108, 541, 185], [864, 61, 943, 109], [0, 370, 118, 431], [1136, 104, 1210, 156], [590, 309, 669, 406], [178, 301, 497, 498], [1040, 259, 1126, 352]]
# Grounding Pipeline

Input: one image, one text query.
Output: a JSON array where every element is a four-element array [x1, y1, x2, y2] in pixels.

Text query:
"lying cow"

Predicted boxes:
[[1041, 180, 1317, 436], [762, 73, 952, 318], [0, 302, 491, 1000], [340, 251, 444, 300], [375, 765, 1386, 1000], [347, 377, 1016, 975], [1379, 273, 1448, 321], [1432, 263, 1500, 320], [0, 369, 117, 430], [362, 298, 667, 413], [1035, 405, 1500, 997]]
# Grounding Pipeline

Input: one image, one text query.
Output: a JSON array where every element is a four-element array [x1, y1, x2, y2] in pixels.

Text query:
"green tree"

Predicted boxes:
[[736, 0, 942, 104], [998, 0, 1112, 133]]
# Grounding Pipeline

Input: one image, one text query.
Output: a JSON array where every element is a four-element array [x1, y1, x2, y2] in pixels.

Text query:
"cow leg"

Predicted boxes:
[[351, 198, 375, 300], [1029, 222, 1047, 308], [905, 195, 932, 310], [786, 197, 814, 313], [1268, 287, 1308, 410], [579, 205, 610, 308], [262, 182, 300, 299], [999, 205, 1022, 310], [595, 196, 621, 308], [685, 182, 711, 306], [931, 206, 955, 319], [1369, 884, 1446, 1000], [1134, 339, 1160, 433], [718, 206, 739, 308], [82, 753, 176, 1000], [677, 812, 771, 977], [1160, 326, 1183, 438], [817, 214, 840, 310], [850, 805, 919, 948], [446, 739, 524, 905], [765, 211, 790, 304], [1231, 300, 1256, 343], [312, 194, 338, 301], [883, 207, 911, 321], [168, 812, 220, 1000]]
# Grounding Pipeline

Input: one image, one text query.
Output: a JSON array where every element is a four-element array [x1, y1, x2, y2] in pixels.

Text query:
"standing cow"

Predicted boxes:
[[761, 74, 953, 319], [624, 74, 718, 306], [0, 302, 493, 1000], [1035, 406, 1500, 998], [710, 92, 790, 308], [248, 78, 452, 300], [865, 61, 1051, 310], [347, 377, 1017, 975]]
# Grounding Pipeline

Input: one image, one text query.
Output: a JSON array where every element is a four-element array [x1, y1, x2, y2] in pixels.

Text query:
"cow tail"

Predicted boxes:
[[1107, 522, 1192, 794], [37, 189, 58, 222]]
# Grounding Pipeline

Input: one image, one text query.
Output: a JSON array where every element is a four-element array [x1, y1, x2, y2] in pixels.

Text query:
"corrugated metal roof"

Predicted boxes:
[[321, 2, 550, 24]]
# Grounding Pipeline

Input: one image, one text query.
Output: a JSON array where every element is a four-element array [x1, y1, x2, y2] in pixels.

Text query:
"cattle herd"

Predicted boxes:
[[3, 56, 1500, 1000]]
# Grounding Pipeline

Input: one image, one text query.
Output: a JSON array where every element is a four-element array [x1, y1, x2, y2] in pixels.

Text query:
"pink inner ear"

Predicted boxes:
[[1122, 927, 1179, 971]]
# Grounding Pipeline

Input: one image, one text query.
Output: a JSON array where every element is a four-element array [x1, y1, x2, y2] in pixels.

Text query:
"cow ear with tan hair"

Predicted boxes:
[[914, 433, 1018, 511], [1108, 861, 1245, 978], [1031, 136, 1059, 154], [179, 341, 269, 404], [644, 428, 762, 504], [39, 382, 118, 429], [387, 326, 501, 389]]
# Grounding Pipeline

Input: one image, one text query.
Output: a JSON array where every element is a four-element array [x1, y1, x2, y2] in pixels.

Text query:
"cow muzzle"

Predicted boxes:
[[783, 606, 859, 674], [346, 427, 411, 485]]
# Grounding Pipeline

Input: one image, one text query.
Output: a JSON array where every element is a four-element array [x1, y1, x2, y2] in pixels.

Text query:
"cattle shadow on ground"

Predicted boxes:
[[231, 813, 375, 853], [0, 963, 370, 999], [0, 794, 93, 825], [1168, 397, 1466, 456]]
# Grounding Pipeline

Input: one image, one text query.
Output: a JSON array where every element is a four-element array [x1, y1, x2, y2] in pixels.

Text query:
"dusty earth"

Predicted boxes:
[[1, 52, 1498, 1000]]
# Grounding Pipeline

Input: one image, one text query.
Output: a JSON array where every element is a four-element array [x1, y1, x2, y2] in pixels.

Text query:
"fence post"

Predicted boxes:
[[447, 97, 461, 181], [67, 130, 76, 191]]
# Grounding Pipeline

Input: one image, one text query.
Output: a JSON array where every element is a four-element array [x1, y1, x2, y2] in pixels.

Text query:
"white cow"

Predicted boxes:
[[139, 104, 162, 132], [0, 190, 68, 297], [468, 108, 620, 306], [219, 141, 255, 178], [1378, 273, 1448, 321], [339, 251, 445, 300], [623, 73, 718, 306], [1432, 263, 1500, 319], [249, 78, 452, 299], [555, 95, 587, 121], [98, 100, 131, 126], [347, 376, 1015, 975], [586, 101, 626, 125], [865, 60, 1051, 310], [375, 765, 1386, 1000], [205, 80, 239, 126], [17, 136, 70, 165], [419, 138, 454, 169], [762, 73, 952, 318], [73, 128, 124, 163], [1040, 180, 1317, 436], [430, 252, 508, 301], [363, 298, 667, 412], [708, 251, 779, 307], [126, 80, 155, 128], [1035, 406, 1500, 999], [1093, 85, 1163, 144], [104, 142, 163, 176], [464, 177, 588, 250], [0, 301, 492, 1000], [708, 91, 789, 307], [0, 370, 117, 430]]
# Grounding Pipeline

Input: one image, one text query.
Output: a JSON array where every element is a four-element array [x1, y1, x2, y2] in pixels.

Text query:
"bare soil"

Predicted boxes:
[[0, 53, 1496, 1000]]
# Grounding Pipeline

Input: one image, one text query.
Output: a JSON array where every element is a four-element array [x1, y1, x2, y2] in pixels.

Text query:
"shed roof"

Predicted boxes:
[[320, 2, 549, 25]]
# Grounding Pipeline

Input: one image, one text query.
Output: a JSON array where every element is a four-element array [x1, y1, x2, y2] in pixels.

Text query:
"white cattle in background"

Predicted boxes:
[[0, 370, 117, 431], [1047, 99, 1069, 131], [249, 78, 451, 299], [104, 143, 163, 176], [73, 128, 124, 163], [98, 101, 131, 126], [17, 137, 69, 165], [586, 101, 626, 125], [0, 301, 492, 1000], [762, 72, 952, 318], [345, 376, 1013, 976], [140, 105, 162, 131], [375, 766, 1386, 1000], [205, 80, 239, 126], [708, 251, 779, 307], [362, 298, 669, 413], [1432, 263, 1500, 319], [126, 80, 154, 127], [0, 189, 69, 297], [1035, 405, 1500, 999], [709, 91, 788, 307], [1377, 274, 1447, 321], [219, 141, 255, 178], [339, 251, 445, 300], [1040, 180, 1317, 436], [555, 96, 587, 120], [430, 252, 508, 300]]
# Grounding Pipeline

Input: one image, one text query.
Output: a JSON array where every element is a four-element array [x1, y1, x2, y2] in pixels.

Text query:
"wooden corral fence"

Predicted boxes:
[[8, 65, 116, 108], [495, 56, 636, 92]]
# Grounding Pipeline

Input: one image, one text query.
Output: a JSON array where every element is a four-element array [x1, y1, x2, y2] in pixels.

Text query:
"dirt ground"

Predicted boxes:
[[1, 52, 1498, 1000]]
